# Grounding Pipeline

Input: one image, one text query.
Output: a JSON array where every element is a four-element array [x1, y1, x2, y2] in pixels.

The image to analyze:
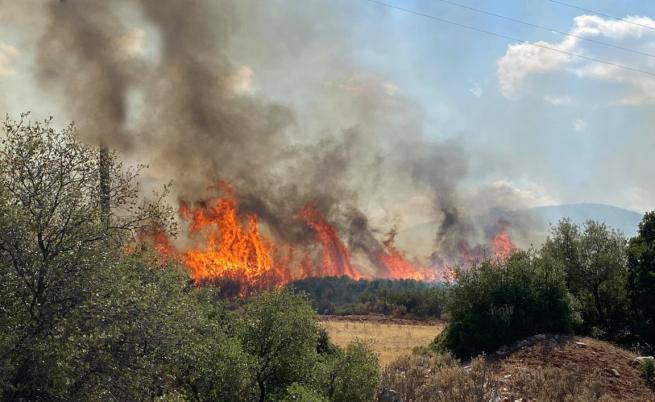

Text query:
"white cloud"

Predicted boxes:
[[543, 95, 575, 105], [497, 39, 572, 98], [469, 81, 483, 98], [497, 14, 655, 102], [0, 42, 19, 77], [573, 118, 587, 131]]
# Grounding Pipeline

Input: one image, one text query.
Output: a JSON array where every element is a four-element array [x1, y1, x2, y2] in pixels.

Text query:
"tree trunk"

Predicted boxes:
[[99, 146, 111, 232]]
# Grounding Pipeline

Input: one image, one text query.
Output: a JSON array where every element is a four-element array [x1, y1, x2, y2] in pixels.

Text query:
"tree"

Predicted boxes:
[[627, 211, 655, 350], [0, 115, 175, 398], [543, 219, 628, 337], [318, 340, 380, 402], [241, 289, 321, 402], [434, 251, 576, 359]]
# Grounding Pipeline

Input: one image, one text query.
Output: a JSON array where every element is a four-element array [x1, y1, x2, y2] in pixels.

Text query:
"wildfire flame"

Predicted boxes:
[[297, 205, 365, 279], [178, 181, 288, 293], [490, 221, 517, 260], [374, 230, 452, 282], [140, 181, 515, 293]]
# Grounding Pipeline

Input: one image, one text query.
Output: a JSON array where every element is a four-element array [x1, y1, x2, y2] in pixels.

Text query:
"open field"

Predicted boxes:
[[319, 316, 444, 366]]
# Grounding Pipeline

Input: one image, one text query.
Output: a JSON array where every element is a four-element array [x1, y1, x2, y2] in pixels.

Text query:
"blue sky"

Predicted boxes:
[[339, 0, 655, 212], [0, 0, 654, 216]]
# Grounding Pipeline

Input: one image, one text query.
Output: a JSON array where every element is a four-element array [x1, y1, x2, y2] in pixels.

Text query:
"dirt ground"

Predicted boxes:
[[493, 335, 655, 402]]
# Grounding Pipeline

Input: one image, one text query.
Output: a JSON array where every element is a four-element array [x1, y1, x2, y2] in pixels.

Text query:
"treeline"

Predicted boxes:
[[0, 116, 379, 401], [435, 214, 655, 359], [288, 276, 449, 318]]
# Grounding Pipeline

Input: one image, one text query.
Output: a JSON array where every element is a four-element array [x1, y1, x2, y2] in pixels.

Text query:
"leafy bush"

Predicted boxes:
[[318, 340, 380, 402], [434, 251, 577, 359], [641, 359, 655, 389], [378, 352, 497, 402], [282, 383, 328, 402]]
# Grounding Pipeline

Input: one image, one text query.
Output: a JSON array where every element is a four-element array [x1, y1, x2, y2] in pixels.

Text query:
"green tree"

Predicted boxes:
[[543, 219, 628, 337], [318, 340, 380, 402], [241, 289, 321, 402], [627, 211, 655, 350], [0, 115, 175, 399], [434, 251, 576, 359]]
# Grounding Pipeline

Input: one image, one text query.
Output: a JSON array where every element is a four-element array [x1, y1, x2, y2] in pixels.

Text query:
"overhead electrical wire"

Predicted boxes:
[[548, 0, 655, 33], [430, 0, 655, 59], [363, 0, 655, 79]]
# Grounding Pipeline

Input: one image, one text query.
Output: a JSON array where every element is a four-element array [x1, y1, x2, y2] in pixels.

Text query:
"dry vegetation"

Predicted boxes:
[[493, 335, 655, 402], [320, 316, 443, 365]]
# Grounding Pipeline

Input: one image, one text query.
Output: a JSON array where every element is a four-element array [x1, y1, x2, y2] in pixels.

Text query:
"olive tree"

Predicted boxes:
[[0, 114, 175, 399], [543, 219, 628, 337]]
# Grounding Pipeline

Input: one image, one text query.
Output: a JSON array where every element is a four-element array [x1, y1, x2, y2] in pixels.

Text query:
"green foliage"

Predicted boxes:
[[641, 359, 655, 389], [318, 340, 380, 402], [543, 219, 629, 339], [289, 276, 449, 318], [241, 289, 321, 402], [434, 251, 576, 359], [628, 212, 655, 351], [281, 383, 328, 402]]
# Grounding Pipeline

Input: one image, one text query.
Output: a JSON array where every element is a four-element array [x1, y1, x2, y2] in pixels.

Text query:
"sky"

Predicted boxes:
[[0, 0, 654, 216]]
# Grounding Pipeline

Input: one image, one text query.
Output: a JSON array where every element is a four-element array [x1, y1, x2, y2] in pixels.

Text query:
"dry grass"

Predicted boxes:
[[319, 318, 443, 366]]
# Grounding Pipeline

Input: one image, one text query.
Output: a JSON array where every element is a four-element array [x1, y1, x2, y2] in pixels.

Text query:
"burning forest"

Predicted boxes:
[[0, 0, 529, 296], [140, 179, 516, 295]]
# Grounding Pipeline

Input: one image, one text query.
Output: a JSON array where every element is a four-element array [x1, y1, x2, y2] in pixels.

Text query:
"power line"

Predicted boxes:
[[548, 0, 655, 33], [431, 0, 655, 59], [363, 0, 655, 79]]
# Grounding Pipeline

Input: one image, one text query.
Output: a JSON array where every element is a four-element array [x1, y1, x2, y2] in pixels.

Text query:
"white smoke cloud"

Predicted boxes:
[[0, 42, 19, 77]]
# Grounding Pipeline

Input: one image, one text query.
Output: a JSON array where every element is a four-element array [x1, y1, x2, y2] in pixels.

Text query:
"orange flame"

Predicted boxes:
[[376, 230, 455, 282], [297, 205, 365, 279], [490, 222, 517, 260], [178, 183, 288, 294], [138, 181, 515, 293]]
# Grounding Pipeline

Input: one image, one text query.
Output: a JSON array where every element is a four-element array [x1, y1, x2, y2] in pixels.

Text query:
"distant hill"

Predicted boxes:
[[396, 203, 644, 252], [513, 203, 643, 236]]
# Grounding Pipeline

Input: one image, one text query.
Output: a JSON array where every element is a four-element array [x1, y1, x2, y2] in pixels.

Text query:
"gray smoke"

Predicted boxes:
[[28, 0, 513, 270]]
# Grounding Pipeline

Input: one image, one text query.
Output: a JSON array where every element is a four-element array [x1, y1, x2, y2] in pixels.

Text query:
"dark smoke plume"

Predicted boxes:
[[31, 0, 512, 271]]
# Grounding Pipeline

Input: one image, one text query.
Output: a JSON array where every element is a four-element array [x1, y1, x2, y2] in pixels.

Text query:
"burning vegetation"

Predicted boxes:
[[141, 180, 516, 295]]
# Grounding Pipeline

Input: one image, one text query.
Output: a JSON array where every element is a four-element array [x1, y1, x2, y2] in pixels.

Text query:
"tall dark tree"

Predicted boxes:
[[627, 212, 655, 350]]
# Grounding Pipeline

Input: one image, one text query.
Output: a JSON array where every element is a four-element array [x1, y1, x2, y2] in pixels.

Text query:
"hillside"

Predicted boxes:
[[493, 335, 655, 402]]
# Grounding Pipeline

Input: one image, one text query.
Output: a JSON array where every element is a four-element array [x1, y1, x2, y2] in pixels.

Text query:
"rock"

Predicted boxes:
[[611, 368, 620, 377], [634, 356, 654, 365], [533, 334, 546, 341], [574, 341, 587, 347]]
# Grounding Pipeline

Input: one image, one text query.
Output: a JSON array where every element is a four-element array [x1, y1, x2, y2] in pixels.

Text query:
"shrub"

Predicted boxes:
[[319, 340, 380, 402], [641, 359, 655, 389], [378, 352, 497, 402], [282, 383, 328, 402], [434, 251, 577, 359]]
